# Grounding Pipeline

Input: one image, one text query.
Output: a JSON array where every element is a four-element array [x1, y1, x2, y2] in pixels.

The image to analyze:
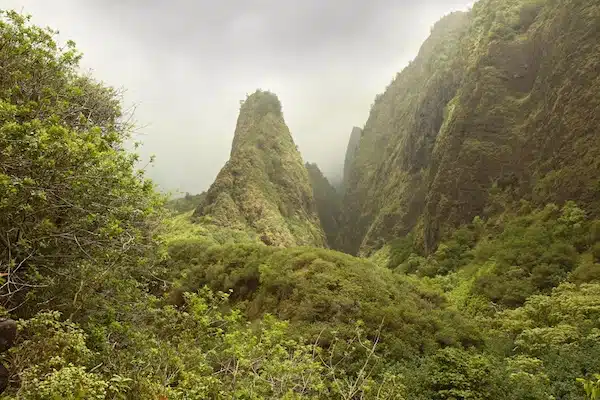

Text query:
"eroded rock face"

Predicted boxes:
[[342, 127, 362, 190], [306, 162, 342, 249], [423, 0, 600, 251], [341, 0, 600, 255], [194, 90, 326, 247]]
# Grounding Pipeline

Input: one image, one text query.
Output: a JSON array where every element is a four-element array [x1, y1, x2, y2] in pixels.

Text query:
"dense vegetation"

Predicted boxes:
[[339, 10, 470, 256], [193, 90, 325, 248], [166, 192, 206, 215], [341, 0, 600, 256], [1, 1, 599, 399]]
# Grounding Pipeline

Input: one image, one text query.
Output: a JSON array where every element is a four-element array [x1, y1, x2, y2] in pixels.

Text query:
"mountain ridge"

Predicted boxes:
[[340, 0, 600, 255]]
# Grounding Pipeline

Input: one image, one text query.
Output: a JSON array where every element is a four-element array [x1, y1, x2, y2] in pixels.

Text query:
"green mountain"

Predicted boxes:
[[193, 90, 325, 247], [2, 3, 600, 399], [341, 0, 600, 256], [305, 162, 342, 248], [339, 11, 470, 255]]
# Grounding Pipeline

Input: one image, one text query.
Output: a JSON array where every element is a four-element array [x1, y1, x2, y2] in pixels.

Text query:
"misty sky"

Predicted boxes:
[[4, 0, 472, 195]]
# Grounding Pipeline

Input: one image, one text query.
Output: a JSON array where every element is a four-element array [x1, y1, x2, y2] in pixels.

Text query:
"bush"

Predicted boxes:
[[422, 348, 503, 400], [18, 366, 109, 400], [570, 259, 600, 284], [0, 10, 164, 317], [170, 243, 482, 362]]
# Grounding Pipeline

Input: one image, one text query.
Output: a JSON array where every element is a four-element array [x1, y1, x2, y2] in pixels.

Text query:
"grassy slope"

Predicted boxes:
[[165, 227, 481, 364]]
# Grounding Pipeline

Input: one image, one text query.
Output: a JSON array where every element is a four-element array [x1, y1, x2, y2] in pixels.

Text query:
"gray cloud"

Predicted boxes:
[[3, 0, 472, 194]]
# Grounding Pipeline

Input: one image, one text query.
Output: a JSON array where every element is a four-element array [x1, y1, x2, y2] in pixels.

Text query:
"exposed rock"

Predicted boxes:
[[0, 318, 16, 353], [342, 126, 363, 190], [306, 162, 342, 248]]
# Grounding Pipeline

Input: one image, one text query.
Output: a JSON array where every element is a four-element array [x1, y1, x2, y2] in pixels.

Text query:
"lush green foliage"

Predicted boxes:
[[193, 90, 325, 248], [579, 374, 600, 400], [167, 241, 482, 361], [366, 201, 600, 399], [1, 3, 599, 400], [7, 291, 404, 399], [341, 0, 600, 255], [0, 10, 163, 319], [379, 202, 600, 308]]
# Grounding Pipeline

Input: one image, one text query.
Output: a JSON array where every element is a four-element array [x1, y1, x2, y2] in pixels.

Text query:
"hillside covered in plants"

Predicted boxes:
[[192, 90, 325, 248], [1, 0, 600, 399], [340, 0, 600, 256]]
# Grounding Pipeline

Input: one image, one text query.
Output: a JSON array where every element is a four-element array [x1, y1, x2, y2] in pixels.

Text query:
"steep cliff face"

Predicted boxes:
[[340, 11, 470, 255], [423, 0, 600, 251], [306, 162, 342, 248], [194, 90, 325, 247], [342, 127, 363, 190], [342, 0, 600, 255]]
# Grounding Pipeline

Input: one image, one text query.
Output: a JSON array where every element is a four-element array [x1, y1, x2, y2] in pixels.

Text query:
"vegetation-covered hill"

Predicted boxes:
[[341, 0, 600, 256], [155, 201, 600, 400], [193, 90, 326, 248], [1, 2, 600, 400], [339, 10, 470, 255]]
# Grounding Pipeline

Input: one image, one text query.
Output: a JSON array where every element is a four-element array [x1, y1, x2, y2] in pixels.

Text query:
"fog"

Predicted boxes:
[[3, 0, 472, 194]]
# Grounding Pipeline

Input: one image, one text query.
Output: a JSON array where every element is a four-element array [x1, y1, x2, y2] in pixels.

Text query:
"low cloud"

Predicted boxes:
[[4, 0, 472, 193]]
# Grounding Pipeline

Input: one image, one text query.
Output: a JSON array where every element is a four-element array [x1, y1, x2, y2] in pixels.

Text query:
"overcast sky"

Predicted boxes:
[[4, 0, 472, 195]]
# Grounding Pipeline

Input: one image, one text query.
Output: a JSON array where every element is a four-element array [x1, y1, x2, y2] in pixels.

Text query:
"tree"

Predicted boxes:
[[0, 10, 164, 318]]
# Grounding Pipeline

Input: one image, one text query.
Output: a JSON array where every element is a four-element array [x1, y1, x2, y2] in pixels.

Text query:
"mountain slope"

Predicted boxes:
[[340, 11, 470, 255], [341, 0, 600, 255], [342, 126, 362, 190], [193, 90, 325, 247], [423, 0, 600, 251], [306, 162, 342, 248]]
